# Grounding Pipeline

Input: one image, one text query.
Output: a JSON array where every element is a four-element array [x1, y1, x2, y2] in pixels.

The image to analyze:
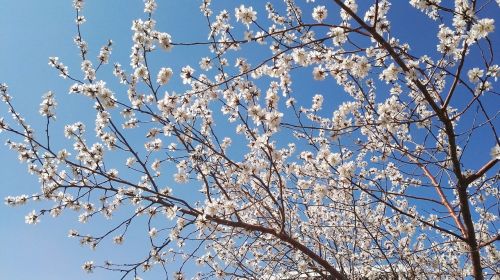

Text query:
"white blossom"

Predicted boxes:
[[82, 261, 94, 273], [25, 210, 39, 224], [491, 144, 500, 160], [468, 68, 484, 83], [157, 67, 173, 85], [235, 5, 256, 28], [312, 6, 328, 23]]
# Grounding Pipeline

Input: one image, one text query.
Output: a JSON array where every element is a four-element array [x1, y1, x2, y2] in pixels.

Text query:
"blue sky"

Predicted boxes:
[[0, 1, 499, 279]]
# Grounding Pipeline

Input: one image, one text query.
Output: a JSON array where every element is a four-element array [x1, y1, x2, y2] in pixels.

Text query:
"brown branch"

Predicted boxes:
[[175, 206, 347, 280], [478, 234, 500, 248], [465, 159, 499, 185], [210, 216, 347, 280], [419, 164, 467, 237]]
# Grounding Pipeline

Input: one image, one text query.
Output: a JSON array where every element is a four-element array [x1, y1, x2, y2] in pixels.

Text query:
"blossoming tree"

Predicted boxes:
[[1, 0, 499, 279]]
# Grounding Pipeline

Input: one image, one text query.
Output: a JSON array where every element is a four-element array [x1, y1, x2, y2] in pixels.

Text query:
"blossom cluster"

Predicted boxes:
[[1, 0, 499, 279]]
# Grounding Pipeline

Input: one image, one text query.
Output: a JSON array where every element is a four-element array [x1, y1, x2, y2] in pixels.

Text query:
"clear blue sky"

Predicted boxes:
[[0, 1, 498, 279]]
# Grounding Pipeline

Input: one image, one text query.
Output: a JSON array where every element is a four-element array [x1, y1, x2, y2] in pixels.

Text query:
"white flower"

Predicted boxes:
[[180, 66, 195, 84], [25, 210, 39, 224], [298, 260, 308, 272], [173, 271, 185, 280], [341, 0, 358, 21], [158, 32, 173, 51], [145, 138, 162, 151], [142, 262, 152, 272], [82, 261, 94, 273], [487, 65, 499, 81], [468, 18, 495, 43], [312, 65, 327, 80], [491, 144, 500, 160], [312, 6, 328, 23], [68, 229, 79, 238], [126, 157, 136, 167], [380, 63, 399, 83], [157, 67, 173, 85], [292, 48, 309, 66], [134, 65, 149, 80], [76, 15, 86, 25], [73, 0, 84, 11], [50, 207, 62, 217], [81, 60, 95, 80], [337, 161, 355, 180], [352, 56, 371, 78], [149, 227, 158, 237], [235, 5, 257, 28], [205, 202, 217, 216], [314, 184, 328, 200], [4, 196, 16, 206], [329, 27, 347, 46], [98, 41, 112, 64], [39, 91, 57, 117], [165, 205, 178, 219], [468, 68, 484, 83], [199, 57, 212, 71], [144, 0, 157, 13], [78, 213, 90, 223], [436, 25, 459, 54], [221, 137, 232, 150], [265, 111, 283, 131], [0, 117, 6, 132], [113, 235, 124, 245], [312, 94, 323, 110]]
